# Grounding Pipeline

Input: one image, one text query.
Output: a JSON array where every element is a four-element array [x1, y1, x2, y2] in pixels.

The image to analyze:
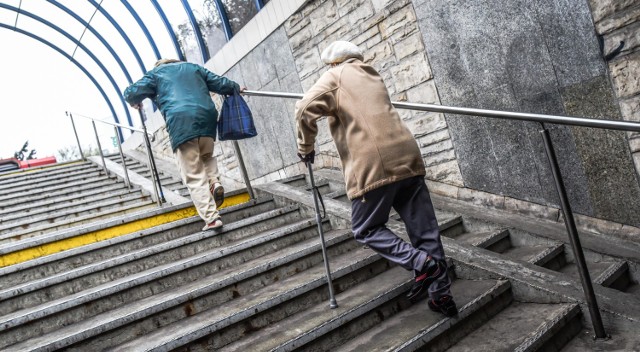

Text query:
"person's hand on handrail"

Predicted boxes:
[[239, 87, 248, 95], [297, 150, 315, 164], [130, 103, 143, 110]]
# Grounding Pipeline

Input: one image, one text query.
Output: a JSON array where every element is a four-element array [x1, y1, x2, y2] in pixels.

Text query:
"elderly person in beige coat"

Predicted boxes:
[[295, 41, 457, 317]]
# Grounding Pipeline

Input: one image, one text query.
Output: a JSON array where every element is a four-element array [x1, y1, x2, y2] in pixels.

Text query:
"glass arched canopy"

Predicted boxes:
[[0, 0, 266, 135]]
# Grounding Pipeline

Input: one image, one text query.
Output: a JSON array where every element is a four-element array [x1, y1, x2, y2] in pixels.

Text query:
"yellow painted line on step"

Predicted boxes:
[[0, 192, 250, 268]]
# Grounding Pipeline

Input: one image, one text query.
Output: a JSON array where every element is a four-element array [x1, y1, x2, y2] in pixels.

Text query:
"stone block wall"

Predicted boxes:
[[589, 0, 640, 177], [282, 0, 463, 186]]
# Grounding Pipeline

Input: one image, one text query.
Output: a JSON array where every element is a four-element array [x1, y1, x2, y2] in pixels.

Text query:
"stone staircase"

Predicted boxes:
[[104, 153, 189, 198], [0, 166, 638, 351], [0, 161, 155, 244]]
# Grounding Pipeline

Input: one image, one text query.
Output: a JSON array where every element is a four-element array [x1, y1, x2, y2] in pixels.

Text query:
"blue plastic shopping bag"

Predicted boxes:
[[217, 92, 257, 141]]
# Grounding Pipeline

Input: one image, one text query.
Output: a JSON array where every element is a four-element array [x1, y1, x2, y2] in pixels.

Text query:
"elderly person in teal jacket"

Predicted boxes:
[[124, 59, 242, 230]]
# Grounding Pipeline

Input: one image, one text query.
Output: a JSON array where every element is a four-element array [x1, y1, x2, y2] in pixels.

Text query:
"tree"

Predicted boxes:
[[14, 141, 38, 161], [56, 145, 101, 162]]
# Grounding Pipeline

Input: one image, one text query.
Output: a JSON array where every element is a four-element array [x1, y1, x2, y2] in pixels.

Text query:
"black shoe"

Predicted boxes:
[[428, 295, 458, 317], [406, 256, 447, 304]]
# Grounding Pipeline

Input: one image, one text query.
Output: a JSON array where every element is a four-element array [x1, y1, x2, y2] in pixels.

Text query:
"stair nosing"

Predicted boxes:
[[3, 229, 358, 351], [0, 205, 302, 300]]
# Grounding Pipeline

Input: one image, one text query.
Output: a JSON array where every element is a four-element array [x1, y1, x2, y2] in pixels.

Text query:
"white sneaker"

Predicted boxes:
[[202, 218, 223, 231]]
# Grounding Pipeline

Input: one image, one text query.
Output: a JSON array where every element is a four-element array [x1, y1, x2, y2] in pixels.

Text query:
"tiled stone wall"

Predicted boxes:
[[589, 0, 640, 178], [283, 0, 463, 186]]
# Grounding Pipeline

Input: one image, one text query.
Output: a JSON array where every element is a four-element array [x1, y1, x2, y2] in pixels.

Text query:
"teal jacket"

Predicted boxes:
[[124, 62, 239, 151]]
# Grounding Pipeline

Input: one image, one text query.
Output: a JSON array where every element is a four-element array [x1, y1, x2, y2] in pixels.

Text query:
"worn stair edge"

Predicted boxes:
[[0, 160, 88, 182], [0, 215, 326, 331], [594, 261, 629, 287], [0, 201, 156, 244], [107, 246, 379, 352], [530, 243, 565, 267], [0, 163, 97, 188], [0, 186, 141, 218], [4, 230, 358, 351], [514, 304, 582, 352], [0, 204, 301, 301], [394, 279, 511, 352], [0, 167, 102, 191], [262, 267, 413, 352], [472, 229, 510, 249], [0, 178, 121, 207], [0, 170, 105, 197], [0, 196, 259, 270], [0, 174, 113, 204], [0, 193, 151, 230]]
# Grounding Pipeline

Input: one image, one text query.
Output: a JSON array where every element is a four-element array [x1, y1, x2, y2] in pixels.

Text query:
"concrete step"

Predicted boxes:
[[446, 302, 581, 351], [0, 220, 334, 343], [0, 205, 309, 315], [0, 166, 102, 192], [0, 184, 138, 218], [454, 215, 635, 294], [0, 161, 94, 185], [0, 193, 153, 235], [0, 197, 277, 288], [92, 233, 371, 352], [0, 201, 156, 243], [0, 173, 115, 205], [225, 277, 510, 352], [0, 188, 146, 225], [0, 169, 106, 197], [1, 227, 358, 351]]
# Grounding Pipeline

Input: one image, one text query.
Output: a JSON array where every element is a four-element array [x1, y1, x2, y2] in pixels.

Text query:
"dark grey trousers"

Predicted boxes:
[[351, 176, 451, 299]]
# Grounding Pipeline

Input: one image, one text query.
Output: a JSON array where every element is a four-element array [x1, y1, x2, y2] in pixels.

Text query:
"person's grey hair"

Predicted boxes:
[[154, 58, 181, 67], [321, 41, 364, 65]]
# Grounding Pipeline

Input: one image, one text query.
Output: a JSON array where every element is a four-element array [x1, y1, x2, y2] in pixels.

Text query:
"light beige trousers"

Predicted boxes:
[[174, 137, 220, 224]]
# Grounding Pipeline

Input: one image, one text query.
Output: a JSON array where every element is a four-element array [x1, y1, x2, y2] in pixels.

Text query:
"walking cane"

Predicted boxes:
[[306, 161, 338, 309]]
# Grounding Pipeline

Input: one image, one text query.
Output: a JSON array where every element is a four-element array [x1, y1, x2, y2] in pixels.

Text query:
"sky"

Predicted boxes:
[[0, 0, 206, 160]]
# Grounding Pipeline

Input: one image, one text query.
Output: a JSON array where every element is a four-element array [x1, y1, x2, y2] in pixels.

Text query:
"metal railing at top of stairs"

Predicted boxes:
[[241, 89, 640, 339], [65, 111, 166, 206]]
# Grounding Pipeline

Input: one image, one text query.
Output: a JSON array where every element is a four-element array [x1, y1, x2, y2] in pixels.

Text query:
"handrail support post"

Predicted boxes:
[[114, 126, 131, 189], [138, 109, 166, 205], [232, 141, 255, 199], [67, 112, 85, 161], [92, 120, 109, 177], [540, 126, 607, 339]]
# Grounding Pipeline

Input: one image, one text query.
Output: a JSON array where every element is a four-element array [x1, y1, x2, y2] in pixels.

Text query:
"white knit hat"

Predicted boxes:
[[321, 41, 364, 65]]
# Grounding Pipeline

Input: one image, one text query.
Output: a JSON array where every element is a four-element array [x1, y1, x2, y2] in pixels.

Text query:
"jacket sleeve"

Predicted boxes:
[[123, 72, 157, 105], [295, 70, 338, 155], [202, 67, 240, 95]]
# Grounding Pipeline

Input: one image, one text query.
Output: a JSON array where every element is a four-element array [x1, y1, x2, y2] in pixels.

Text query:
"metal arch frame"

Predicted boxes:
[[0, 24, 120, 136], [212, 0, 233, 41], [46, 0, 133, 84], [0, 4, 133, 128], [119, 0, 161, 60], [150, 0, 185, 61], [86, 0, 147, 73], [181, 0, 211, 61]]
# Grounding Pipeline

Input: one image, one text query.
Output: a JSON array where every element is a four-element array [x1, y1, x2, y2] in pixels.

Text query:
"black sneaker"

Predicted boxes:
[[406, 256, 447, 304], [428, 295, 458, 317]]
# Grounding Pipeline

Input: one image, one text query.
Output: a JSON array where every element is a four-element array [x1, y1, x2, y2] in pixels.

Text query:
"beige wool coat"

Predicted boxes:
[[295, 59, 426, 200]]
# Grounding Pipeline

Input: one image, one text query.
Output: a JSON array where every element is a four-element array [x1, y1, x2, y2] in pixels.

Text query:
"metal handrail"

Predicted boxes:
[[65, 111, 163, 205], [241, 89, 638, 338], [245, 90, 640, 132]]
